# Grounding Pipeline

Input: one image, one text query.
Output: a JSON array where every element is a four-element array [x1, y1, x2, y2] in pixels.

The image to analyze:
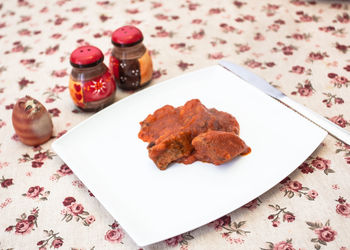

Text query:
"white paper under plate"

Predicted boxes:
[[52, 65, 327, 246]]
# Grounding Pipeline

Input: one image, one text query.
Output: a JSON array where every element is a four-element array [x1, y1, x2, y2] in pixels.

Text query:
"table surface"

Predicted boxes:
[[1, 0, 350, 249]]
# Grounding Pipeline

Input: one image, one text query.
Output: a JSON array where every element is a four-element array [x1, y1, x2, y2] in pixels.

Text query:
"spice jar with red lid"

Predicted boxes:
[[110, 25, 153, 90], [69, 45, 116, 111]]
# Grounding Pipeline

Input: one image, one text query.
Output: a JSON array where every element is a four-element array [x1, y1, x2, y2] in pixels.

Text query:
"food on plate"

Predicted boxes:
[[138, 99, 250, 170], [12, 95, 53, 146], [192, 130, 250, 165]]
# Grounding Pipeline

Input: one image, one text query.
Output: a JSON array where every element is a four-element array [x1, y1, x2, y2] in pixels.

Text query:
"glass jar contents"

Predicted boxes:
[[69, 46, 116, 111], [110, 25, 153, 90]]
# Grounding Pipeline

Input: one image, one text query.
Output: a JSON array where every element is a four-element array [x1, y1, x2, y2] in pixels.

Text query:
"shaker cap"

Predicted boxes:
[[111, 25, 143, 47], [70, 46, 104, 68]]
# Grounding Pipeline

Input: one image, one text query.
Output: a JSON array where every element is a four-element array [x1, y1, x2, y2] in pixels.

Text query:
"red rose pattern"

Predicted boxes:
[[6, 207, 39, 235], [283, 213, 295, 222], [58, 164, 73, 175], [164, 232, 194, 248], [15, 220, 34, 235], [308, 51, 329, 62], [61, 197, 94, 226], [335, 196, 350, 218], [280, 178, 317, 200], [336, 203, 350, 218], [315, 226, 337, 242], [328, 73, 349, 88], [25, 185, 44, 198], [268, 204, 295, 227], [104, 222, 125, 244], [311, 157, 330, 170], [1, 177, 13, 188], [242, 198, 262, 210], [37, 230, 64, 249], [1, 0, 350, 249], [18, 148, 55, 168], [165, 235, 184, 247], [212, 215, 231, 231], [335, 142, 350, 166], [307, 190, 318, 199], [68, 203, 84, 216], [51, 238, 63, 248], [291, 80, 314, 96], [288, 181, 302, 191], [262, 239, 295, 250], [274, 241, 295, 250], [34, 152, 48, 162], [307, 220, 337, 248], [84, 215, 96, 225], [330, 115, 349, 128], [105, 229, 124, 243], [298, 156, 335, 175], [211, 217, 249, 243], [322, 93, 344, 108], [290, 65, 305, 74], [62, 197, 75, 206], [298, 162, 314, 174], [48, 108, 61, 117], [52, 164, 74, 180]]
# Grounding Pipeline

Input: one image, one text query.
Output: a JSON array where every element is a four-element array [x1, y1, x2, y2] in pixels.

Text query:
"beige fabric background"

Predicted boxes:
[[0, 0, 350, 249]]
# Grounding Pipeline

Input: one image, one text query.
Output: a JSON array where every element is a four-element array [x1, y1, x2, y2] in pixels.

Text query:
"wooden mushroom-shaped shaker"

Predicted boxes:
[[12, 96, 53, 146]]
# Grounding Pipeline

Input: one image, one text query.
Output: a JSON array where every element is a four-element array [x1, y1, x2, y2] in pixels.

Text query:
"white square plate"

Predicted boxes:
[[52, 65, 326, 246]]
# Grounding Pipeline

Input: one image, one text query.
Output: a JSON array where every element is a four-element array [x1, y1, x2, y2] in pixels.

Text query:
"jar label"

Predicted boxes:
[[139, 50, 153, 85], [69, 71, 116, 107], [83, 71, 115, 102], [109, 50, 153, 90], [69, 77, 84, 108], [109, 55, 119, 80]]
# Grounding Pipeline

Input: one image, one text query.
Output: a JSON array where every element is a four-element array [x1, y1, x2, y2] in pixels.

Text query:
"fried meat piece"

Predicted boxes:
[[138, 105, 182, 144], [148, 131, 193, 170], [209, 108, 240, 135], [192, 131, 250, 165], [146, 100, 214, 169], [138, 99, 245, 170]]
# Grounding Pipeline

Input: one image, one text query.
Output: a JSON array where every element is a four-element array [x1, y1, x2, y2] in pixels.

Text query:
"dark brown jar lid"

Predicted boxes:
[[111, 25, 143, 47], [70, 46, 104, 68]]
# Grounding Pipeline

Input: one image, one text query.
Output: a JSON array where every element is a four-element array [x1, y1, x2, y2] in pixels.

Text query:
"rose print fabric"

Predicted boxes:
[[1, 0, 350, 249]]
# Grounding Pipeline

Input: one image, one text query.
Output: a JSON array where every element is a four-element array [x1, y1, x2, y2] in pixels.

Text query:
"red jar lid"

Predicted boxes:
[[111, 25, 143, 47], [70, 46, 104, 68]]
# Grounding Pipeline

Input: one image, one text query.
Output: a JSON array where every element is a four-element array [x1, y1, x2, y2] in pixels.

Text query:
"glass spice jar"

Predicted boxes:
[[69, 45, 116, 111], [110, 25, 153, 90]]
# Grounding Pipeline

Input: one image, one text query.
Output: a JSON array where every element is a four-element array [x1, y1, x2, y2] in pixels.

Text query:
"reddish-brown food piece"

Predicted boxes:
[[148, 131, 193, 170], [192, 131, 250, 165], [138, 99, 249, 170], [139, 105, 181, 144], [209, 108, 240, 135]]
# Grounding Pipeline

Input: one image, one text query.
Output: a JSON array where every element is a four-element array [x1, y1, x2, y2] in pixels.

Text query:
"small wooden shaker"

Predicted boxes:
[[12, 96, 53, 146], [109, 25, 153, 90], [69, 45, 116, 111]]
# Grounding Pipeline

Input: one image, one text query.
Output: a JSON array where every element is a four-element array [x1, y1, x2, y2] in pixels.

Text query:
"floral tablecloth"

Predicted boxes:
[[1, 0, 350, 249]]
